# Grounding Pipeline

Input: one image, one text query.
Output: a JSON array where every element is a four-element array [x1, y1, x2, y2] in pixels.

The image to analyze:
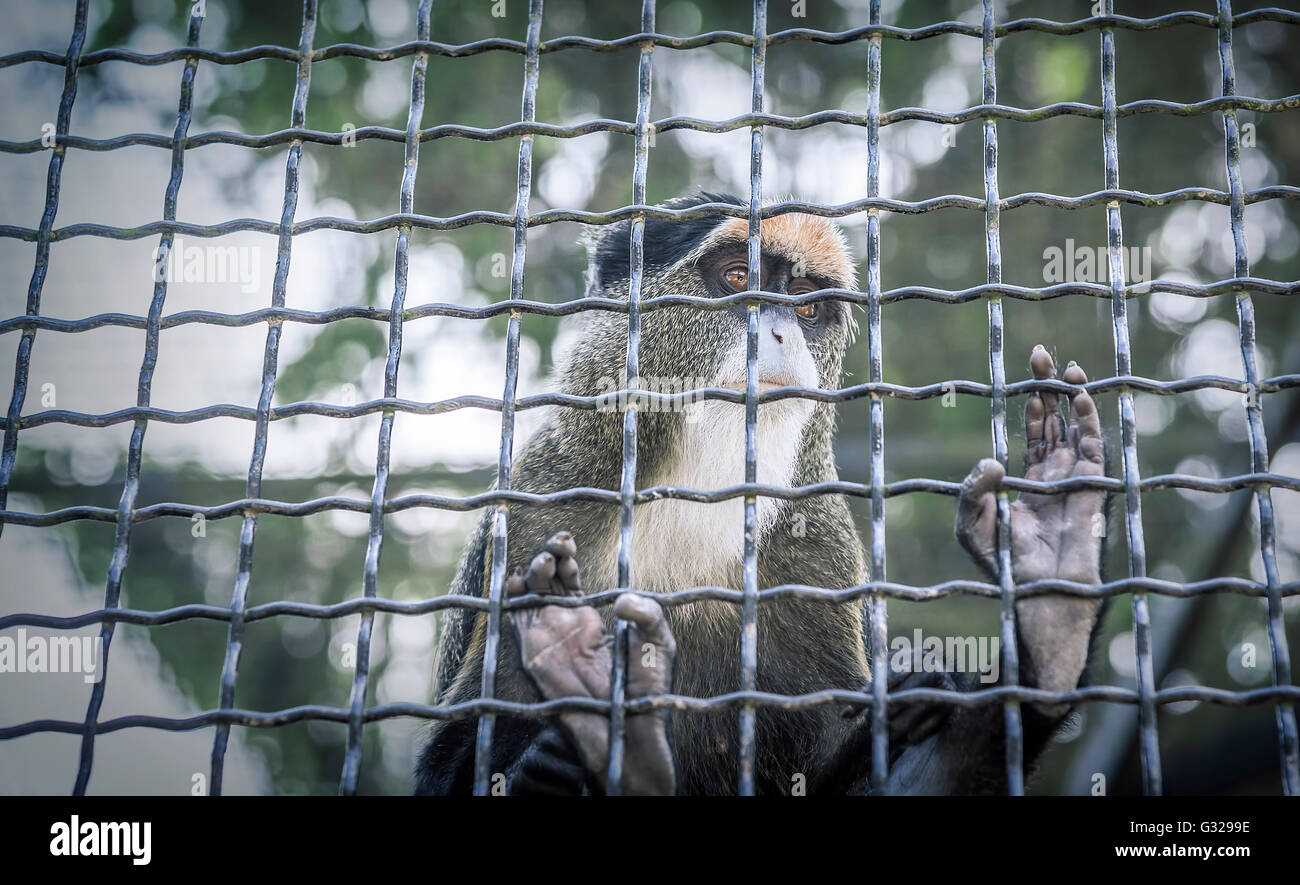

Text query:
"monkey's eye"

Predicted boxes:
[[721, 264, 749, 292], [790, 278, 821, 320]]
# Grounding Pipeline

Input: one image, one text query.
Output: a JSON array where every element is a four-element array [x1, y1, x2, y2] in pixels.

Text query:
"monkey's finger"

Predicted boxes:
[[524, 550, 559, 595], [615, 593, 675, 702], [614, 593, 676, 655], [543, 531, 578, 561], [542, 531, 583, 595], [1024, 389, 1047, 468], [1029, 344, 1065, 451], [506, 566, 528, 598], [555, 554, 582, 595], [1063, 361, 1103, 467], [955, 458, 1004, 574], [506, 567, 536, 635]]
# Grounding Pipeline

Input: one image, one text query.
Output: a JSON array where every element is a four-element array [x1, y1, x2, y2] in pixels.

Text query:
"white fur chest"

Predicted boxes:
[[625, 398, 813, 593]]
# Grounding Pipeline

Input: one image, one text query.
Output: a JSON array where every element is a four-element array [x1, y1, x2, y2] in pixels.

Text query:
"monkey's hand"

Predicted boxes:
[[955, 346, 1105, 712], [507, 532, 677, 795]]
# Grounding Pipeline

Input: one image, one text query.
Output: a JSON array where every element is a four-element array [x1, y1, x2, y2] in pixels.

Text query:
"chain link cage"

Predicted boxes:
[[1, 0, 1298, 796]]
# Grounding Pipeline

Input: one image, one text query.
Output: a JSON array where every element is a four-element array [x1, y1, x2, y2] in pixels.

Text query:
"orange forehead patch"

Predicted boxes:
[[681, 213, 858, 289]]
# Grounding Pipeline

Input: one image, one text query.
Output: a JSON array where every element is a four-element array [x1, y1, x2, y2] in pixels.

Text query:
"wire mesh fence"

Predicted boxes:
[[1, 0, 1298, 796]]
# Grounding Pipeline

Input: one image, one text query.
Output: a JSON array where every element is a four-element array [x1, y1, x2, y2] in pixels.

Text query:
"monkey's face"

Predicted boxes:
[[638, 212, 859, 401], [555, 205, 859, 529], [565, 206, 859, 492]]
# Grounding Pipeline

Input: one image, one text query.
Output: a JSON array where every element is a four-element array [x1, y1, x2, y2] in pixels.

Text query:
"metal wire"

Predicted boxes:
[[735, 0, 767, 799], [1216, 0, 1300, 795], [1, 1, 1298, 796], [210, 0, 316, 799], [4, 10, 1299, 69], [981, 0, 1025, 797], [7, 98, 1300, 156], [2, 464, 1297, 527], [74, 2, 203, 796], [472, 0, 543, 797], [338, 0, 433, 798], [0, 0, 90, 538], [5, 683, 1299, 742], [606, 0, 658, 797], [1100, 0, 1162, 796], [865, 0, 889, 795], [5, 574, 1296, 635]]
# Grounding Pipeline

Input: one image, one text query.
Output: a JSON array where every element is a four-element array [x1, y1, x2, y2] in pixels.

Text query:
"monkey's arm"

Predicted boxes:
[[507, 533, 678, 796], [417, 526, 676, 796], [877, 636, 1101, 795], [852, 347, 1106, 795], [957, 346, 1106, 704]]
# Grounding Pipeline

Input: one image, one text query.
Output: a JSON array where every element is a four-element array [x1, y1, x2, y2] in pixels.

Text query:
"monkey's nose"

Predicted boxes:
[[770, 328, 784, 345]]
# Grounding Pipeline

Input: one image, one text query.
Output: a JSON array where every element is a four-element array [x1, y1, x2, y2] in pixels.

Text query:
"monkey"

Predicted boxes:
[[415, 192, 1108, 795]]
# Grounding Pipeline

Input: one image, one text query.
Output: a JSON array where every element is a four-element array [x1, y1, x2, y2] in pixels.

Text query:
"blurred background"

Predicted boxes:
[[0, 0, 1296, 795]]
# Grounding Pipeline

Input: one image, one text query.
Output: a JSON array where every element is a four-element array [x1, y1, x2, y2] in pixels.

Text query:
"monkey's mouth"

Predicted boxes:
[[719, 376, 799, 393]]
